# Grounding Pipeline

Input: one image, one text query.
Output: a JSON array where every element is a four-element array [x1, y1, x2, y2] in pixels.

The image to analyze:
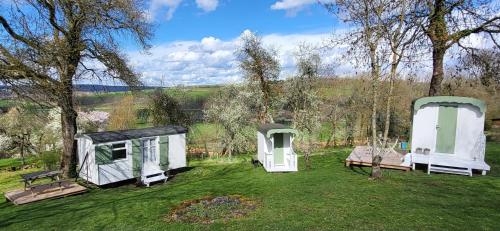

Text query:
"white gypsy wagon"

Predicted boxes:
[[257, 124, 298, 172], [76, 126, 187, 186], [406, 96, 490, 176]]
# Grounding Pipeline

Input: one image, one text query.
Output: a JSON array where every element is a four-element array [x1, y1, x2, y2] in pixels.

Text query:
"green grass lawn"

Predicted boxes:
[[0, 144, 499, 230], [0, 157, 37, 170]]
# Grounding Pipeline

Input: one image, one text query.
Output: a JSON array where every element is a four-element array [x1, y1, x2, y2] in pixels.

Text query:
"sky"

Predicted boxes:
[[1, 0, 495, 86], [121, 0, 347, 86]]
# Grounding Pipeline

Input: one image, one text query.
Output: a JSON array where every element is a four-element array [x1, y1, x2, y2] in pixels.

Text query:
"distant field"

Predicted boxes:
[[76, 86, 220, 111], [0, 99, 14, 108]]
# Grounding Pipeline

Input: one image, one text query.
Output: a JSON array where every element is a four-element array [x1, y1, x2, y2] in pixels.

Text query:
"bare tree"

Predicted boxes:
[[204, 85, 254, 157], [325, 0, 387, 179], [149, 89, 191, 127], [325, 95, 347, 147], [0, 1, 151, 177], [376, 0, 425, 147], [460, 49, 500, 96], [418, 0, 500, 96], [285, 45, 322, 169], [107, 95, 137, 131], [237, 31, 280, 124]]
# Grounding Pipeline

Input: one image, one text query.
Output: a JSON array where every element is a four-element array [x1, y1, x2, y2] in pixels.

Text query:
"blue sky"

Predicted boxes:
[[126, 0, 496, 86], [3, 0, 491, 86], [120, 0, 351, 86], [146, 0, 338, 44]]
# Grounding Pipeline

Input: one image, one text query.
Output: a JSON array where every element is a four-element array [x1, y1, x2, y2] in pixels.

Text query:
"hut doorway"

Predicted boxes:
[[273, 133, 285, 166], [436, 105, 457, 154], [142, 138, 160, 175]]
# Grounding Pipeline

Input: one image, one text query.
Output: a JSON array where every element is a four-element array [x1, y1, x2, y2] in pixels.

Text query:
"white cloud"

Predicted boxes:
[[146, 0, 219, 21], [146, 0, 183, 21], [271, 0, 316, 10], [201, 36, 222, 51], [124, 30, 348, 86], [196, 0, 218, 12], [270, 0, 333, 15], [89, 29, 495, 86]]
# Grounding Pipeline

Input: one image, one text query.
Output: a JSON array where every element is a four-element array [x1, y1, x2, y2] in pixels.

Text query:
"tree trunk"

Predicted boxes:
[[382, 57, 398, 147], [20, 135, 25, 167], [332, 116, 337, 147], [60, 100, 78, 178], [305, 136, 312, 169], [259, 73, 273, 124], [58, 23, 83, 178], [371, 155, 382, 178], [326, 111, 337, 147], [369, 44, 382, 179], [427, 0, 447, 96], [428, 48, 446, 96]]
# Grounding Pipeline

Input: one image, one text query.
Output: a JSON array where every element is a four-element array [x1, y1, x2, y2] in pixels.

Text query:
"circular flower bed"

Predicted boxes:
[[166, 195, 258, 224]]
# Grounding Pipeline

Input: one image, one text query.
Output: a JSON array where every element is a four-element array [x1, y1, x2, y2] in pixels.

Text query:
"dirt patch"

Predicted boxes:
[[166, 195, 258, 224]]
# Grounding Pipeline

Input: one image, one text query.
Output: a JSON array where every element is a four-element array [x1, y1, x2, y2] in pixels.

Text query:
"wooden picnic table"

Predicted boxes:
[[20, 170, 62, 190]]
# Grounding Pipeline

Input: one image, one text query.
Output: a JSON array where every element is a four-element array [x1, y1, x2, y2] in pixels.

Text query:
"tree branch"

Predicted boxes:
[[447, 16, 500, 48], [37, 0, 68, 36], [0, 16, 40, 49]]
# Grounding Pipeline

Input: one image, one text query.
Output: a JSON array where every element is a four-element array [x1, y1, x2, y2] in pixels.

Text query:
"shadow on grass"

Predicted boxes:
[[347, 165, 370, 176]]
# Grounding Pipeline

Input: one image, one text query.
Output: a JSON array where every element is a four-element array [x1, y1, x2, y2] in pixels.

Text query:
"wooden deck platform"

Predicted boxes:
[[4, 181, 87, 205], [346, 146, 411, 171]]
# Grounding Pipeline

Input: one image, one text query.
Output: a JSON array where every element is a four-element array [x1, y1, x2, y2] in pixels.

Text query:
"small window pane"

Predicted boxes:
[[113, 143, 125, 149], [112, 149, 127, 160]]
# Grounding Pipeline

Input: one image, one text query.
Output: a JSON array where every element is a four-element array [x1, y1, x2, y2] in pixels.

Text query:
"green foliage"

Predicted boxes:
[[284, 45, 323, 167], [37, 151, 60, 171], [149, 90, 191, 127], [285, 45, 322, 135], [237, 31, 280, 123], [204, 85, 255, 156], [0, 106, 54, 155], [136, 108, 150, 124]]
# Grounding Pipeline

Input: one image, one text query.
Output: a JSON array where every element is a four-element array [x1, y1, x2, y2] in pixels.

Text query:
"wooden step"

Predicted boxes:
[[141, 172, 167, 187], [428, 165, 472, 176]]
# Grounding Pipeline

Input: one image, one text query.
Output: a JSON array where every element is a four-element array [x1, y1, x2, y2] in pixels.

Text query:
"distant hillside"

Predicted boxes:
[[74, 84, 158, 92], [0, 84, 158, 93]]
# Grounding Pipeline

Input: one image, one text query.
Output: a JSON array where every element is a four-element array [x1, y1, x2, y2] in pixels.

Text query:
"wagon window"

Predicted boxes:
[[112, 143, 127, 160]]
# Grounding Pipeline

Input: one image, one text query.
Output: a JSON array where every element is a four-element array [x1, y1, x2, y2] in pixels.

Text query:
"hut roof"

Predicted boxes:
[[414, 96, 486, 113], [258, 123, 298, 138], [77, 125, 187, 144]]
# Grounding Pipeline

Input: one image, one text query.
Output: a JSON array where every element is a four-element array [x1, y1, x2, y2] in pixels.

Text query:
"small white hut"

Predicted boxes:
[[257, 124, 298, 172], [76, 126, 187, 186], [406, 96, 490, 176]]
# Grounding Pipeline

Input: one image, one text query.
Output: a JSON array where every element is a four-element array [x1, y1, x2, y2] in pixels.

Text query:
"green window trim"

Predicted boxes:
[[159, 135, 169, 171], [131, 139, 142, 177]]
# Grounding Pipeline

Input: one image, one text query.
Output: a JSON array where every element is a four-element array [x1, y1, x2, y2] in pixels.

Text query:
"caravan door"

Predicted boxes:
[[141, 138, 161, 175], [436, 105, 458, 154], [273, 133, 285, 166]]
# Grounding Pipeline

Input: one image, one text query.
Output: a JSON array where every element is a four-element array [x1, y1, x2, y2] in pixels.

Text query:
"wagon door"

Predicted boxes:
[[273, 133, 285, 166], [435, 105, 458, 154], [141, 138, 161, 175]]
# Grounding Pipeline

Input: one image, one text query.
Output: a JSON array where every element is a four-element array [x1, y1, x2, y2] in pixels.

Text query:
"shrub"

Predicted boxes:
[[37, 150, 60, 170], [107, 95, 137, 130]]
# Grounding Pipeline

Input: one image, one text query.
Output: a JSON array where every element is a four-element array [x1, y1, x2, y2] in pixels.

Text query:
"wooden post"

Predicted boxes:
[[20, 133, 26, 168]]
